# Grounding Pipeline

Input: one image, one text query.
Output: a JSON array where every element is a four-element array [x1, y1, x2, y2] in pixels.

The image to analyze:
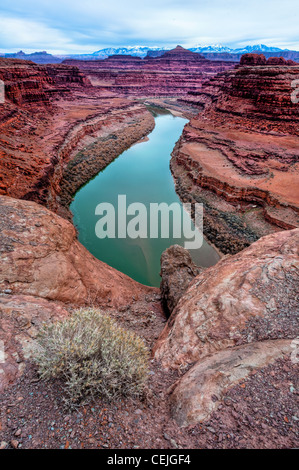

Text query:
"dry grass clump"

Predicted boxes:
[[34, 309, 149, 406]]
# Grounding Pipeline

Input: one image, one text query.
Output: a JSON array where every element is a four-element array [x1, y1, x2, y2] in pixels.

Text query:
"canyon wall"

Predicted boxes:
[[174, 55, 299, 254], [0, 58, 154, 216], [63, 46, 237, 97], [0, 195, 159, 391], [0, 59, 159, 391]]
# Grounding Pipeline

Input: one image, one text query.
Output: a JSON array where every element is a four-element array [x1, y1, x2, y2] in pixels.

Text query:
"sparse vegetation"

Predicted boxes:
[[34, 309, 149, 407]]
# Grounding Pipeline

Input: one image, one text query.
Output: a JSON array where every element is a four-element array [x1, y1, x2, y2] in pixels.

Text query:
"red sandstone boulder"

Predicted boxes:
[[266, 56, 288, 65], [240, 53, 266, 66], [0, 195, 154, 307], [159, 45, 206, 61], [154, 228, 299, 369], [169, 339, 292, 426]]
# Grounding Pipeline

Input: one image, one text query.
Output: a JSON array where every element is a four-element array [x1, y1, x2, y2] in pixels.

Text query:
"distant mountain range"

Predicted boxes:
[[91, 46, 169, 58], [0, 50, 62, 64], [1, 44, 298, 64], [89, 44, 291, 58], [190, 44, 286, 54]]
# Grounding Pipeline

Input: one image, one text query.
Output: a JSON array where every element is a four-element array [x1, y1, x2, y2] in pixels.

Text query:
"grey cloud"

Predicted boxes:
[[0, 0, 298, 54]]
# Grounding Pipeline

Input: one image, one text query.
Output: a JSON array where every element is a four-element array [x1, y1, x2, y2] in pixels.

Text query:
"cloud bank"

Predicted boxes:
[[0, 0, 298, 54]]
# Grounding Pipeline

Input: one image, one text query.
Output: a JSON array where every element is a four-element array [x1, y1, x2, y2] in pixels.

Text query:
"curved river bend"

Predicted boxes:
[[71, 109, 220, 287]]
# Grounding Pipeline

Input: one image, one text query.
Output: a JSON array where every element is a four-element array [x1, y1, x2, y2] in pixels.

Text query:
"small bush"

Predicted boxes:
[[34, 309, 149, 406]]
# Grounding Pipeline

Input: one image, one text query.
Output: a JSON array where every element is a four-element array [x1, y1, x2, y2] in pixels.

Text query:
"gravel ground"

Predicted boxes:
[[188, 358, 299, 449], [0, 294, 298, 449], [0, 357, 298, 449]]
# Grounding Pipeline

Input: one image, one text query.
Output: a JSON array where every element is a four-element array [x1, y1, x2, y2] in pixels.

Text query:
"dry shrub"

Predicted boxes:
[[34, 309, 149, 406]]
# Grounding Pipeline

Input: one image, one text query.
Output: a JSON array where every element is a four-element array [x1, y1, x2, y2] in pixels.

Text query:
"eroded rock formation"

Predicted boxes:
[[154, 228, 299, 368], [0, 58, 154, 216], [169, 339, 293, 426], [1, 53, 298, 446], [63, 46, 237, 97], [175, 56, 299, 254]]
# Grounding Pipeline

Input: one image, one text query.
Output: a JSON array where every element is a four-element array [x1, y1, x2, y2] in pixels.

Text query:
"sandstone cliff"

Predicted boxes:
[[63, 46, 237, 97], [0, 58, 154, 216], [175, 56, 299, 254]]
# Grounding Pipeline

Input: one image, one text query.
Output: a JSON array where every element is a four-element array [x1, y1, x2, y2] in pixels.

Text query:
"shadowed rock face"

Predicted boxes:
[[160, 245, 202, 316], [154, 228, 299, 369]]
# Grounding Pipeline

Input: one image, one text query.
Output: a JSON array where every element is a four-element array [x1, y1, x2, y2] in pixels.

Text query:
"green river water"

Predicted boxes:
[[71, 109, 220, 286]]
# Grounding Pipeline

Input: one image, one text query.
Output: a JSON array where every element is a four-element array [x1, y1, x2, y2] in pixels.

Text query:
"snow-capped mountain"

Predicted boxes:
[[190, 44, 233, 53], [233, 44, 287, 53], [91, 44, 289, 58], [92, 46, 168, 58], [190, 44, 288, 54], [55, 44, 296, 62]]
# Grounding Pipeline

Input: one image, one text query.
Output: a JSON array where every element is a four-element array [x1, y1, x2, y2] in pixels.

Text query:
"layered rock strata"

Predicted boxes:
[[0, 59, 154, 216], [63, 46, 237, 97], [175, 57, 299, 254]]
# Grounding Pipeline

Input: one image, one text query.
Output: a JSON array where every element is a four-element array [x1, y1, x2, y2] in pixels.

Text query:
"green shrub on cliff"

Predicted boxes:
[[34, 309, 149, 406]]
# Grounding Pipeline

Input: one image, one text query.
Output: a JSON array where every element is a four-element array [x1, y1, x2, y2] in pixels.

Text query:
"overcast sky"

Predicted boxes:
[[0, 0, 298, 54]]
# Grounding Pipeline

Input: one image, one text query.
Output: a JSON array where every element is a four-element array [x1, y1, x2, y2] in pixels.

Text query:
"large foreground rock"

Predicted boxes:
[[0, 195, 154, 307], [154, 228, 299, 369], [170, 339, 292, 426]]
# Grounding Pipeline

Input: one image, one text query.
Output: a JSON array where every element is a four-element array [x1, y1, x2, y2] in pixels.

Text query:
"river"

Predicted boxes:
[[71, 108, 220, 286]]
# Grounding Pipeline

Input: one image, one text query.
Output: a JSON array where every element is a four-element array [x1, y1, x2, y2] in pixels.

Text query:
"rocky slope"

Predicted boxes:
[[0, 195, 158, 391], [63, 46, 237, 97], [0, 58, 154, 217], [0, 59, 89, 106], [154, 228, 299, 428], [174, 55, 299, 254]]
